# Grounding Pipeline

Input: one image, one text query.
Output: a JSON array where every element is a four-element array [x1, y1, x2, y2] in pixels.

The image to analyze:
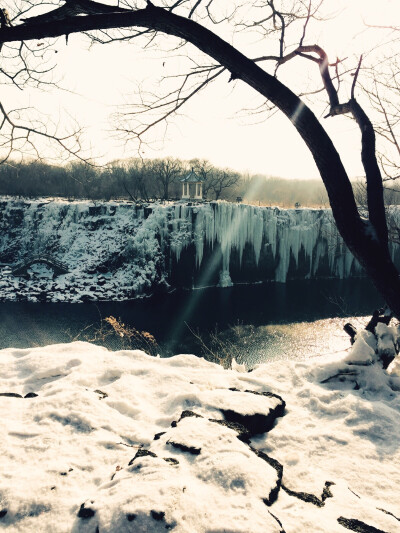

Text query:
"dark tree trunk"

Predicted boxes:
[[350, 99, 389, 255]]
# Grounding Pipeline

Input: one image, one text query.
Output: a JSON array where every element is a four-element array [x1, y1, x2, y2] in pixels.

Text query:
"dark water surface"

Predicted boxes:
[[0, 278, 382, 364]]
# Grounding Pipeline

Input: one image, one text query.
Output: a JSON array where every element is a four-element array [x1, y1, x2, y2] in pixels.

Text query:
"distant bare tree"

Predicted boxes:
[[209, 169, 241, 200], [189, 158, 214, 198], [67, 161, 99, 200], [189, 159, 240, 200], [151, 157, 182, 199]]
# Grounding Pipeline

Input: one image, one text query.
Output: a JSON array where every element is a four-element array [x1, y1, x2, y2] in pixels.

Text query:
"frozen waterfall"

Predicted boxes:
[[0, 198, 399, 302]]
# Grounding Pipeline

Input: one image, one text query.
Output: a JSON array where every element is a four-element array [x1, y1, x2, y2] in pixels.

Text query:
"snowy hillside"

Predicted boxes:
[[0, 329, 400, 532], [2, 198, 399, 303]]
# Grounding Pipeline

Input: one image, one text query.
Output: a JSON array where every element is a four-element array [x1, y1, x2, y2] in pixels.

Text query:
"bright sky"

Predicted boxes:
[[2, 0, 399, 177]]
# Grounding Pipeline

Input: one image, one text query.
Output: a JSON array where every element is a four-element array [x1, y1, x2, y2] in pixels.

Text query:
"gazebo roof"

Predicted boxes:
[[180, 169, 205, 183]]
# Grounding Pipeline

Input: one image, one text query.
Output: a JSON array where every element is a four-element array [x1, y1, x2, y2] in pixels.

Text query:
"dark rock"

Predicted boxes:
[[126, 513, 137, 522], [178, 410, 203, 421], [0, 392, 22, 398], [321, 481, 335, 502], [94, 389, 108, 399], [245, 389, 285, 404], [144, 207, 153, 219], [219, 388, 286, 436], [220, 408, 278, 436], [344, 322, 357, 344], [24, 392, 38, 398], [250, 447, 283, 505], [77, 503, 96, 519], [154, 431, 166, 440], [167, 441, 201, 455], [208, 418, 251, 443], [379, 352, 395, 370], [80, 295, 94, 303], [268, 511, 286, 533], [151, 510, 165, 521], [88, 206, 103, 217], [163, 457, 179, 465], [337, 517, 389, 533], [377, 508, 400, 522], [282, 481, 335, 508], [282, 485, 324, 507], [0, 509, 7, 519], [128, 448, 157, 465]]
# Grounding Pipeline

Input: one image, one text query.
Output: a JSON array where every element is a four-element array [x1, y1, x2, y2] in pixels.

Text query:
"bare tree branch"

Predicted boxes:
[[0, 100, 87, 164]]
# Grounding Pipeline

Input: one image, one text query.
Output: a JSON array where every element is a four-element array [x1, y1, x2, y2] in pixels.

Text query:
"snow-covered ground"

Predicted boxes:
[[1, 325, 400, 532]]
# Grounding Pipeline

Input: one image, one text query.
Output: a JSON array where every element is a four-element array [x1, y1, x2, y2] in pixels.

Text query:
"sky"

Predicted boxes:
[[2, 0, 399, 178]]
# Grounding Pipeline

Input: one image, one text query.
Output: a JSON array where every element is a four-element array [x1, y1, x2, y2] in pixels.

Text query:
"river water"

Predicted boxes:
[[0, 278, 382, 365]]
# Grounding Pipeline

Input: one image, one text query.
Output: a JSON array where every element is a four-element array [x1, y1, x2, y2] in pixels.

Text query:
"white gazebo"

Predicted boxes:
[[180, 168, 205, 200]]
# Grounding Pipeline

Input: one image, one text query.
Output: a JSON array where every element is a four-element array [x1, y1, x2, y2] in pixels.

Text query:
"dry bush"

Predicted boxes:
[[186, 322, 243, 369], [74, 315, 159, 356]]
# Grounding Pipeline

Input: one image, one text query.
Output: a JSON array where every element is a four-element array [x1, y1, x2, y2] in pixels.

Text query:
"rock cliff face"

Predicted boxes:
[[0, 198, 399, 302]]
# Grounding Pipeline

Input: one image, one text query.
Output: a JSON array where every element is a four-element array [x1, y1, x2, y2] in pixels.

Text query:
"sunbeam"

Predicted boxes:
[[166, 204, 252, 353], [290, 100, 306, 127]]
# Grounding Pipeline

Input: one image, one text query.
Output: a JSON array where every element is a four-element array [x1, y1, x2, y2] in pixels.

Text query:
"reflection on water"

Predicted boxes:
[[213, 317, 370, 367], [0, 279, 382, 364]]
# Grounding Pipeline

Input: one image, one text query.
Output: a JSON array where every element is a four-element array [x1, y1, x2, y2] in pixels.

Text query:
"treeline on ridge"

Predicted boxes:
[[0, 158, 242, 202], [1, 157, 399, 207]]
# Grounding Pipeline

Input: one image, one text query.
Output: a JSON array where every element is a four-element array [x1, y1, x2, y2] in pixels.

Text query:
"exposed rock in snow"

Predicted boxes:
[[376, 322, 399, 368], [215, 388, 286, 436]]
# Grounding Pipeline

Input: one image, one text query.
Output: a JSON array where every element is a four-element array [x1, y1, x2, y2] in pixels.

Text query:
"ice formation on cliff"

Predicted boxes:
[[0, 198, 399, 302]]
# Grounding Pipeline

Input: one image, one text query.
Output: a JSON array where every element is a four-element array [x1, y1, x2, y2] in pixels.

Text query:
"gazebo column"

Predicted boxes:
[[180, 170, 204, 200]]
